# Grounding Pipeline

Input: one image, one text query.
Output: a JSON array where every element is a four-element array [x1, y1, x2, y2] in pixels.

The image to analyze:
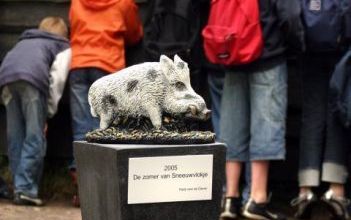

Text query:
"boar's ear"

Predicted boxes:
[[173, 54, 187, 70], [160, 55, 175, 79]]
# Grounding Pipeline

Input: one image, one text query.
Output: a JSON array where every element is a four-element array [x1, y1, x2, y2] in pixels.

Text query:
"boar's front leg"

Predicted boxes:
[[144, 103, 162, 129]]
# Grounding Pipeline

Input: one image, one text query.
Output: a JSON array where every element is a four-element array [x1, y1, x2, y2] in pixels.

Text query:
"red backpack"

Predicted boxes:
[[202, 0, 263, 66]]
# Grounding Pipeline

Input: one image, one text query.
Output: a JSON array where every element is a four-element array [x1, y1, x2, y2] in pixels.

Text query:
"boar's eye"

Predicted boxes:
[[174, 81, 186, 91]]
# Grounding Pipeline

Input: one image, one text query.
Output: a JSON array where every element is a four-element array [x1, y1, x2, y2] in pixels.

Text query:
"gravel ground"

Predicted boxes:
[[0, 199, 81, 220]]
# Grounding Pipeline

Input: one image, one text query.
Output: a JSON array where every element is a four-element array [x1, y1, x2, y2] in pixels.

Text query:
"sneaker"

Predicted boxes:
[[290, 191, 317, 219], [13, 193, 44, 206], [219, 197, 241, 219], [242, 198, 286, 220], [321, 189, 350, 220]]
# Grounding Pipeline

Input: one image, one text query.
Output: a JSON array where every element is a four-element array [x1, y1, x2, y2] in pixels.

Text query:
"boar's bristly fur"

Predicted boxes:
[[88, 55, 210, 130]]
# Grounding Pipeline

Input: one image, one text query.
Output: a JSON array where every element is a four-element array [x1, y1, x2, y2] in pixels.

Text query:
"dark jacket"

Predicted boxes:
[[329, 49, 351, 128], [231, 0, 305, 71], [301, 0, 350, 54], [0, 29, 69, 96]]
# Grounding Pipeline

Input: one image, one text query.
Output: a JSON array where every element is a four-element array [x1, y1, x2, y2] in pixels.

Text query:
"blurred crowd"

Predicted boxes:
[[1, 0, 351, 220]]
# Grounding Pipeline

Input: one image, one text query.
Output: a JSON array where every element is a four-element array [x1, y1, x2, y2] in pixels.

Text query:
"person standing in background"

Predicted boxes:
[[291, 1, 351, 219], [68, 0, 143, 206], [0, 17, 69, 206], [217, 0, 305, 219]]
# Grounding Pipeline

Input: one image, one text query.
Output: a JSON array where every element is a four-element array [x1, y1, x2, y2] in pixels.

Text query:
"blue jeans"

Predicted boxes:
[[69, 68, 106, 168], [220, 62, 288, 161], [207, 69, 251, 203], [1, 81, 47, 197], [69, 68, 107, 141], [298, 55, 349, 186], [207, 71, 224, 136]]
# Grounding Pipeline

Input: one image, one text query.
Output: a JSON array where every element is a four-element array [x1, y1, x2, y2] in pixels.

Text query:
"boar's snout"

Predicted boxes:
[[185, 105, 211, 120]]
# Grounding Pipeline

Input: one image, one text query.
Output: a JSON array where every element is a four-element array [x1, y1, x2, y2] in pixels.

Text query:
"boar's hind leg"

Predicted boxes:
[[99, 95, 118, 129], [90, 105, 97, 117]]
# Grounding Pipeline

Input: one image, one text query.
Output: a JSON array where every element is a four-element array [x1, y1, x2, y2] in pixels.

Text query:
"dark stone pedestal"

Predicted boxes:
[[74, 141, 226, 220]]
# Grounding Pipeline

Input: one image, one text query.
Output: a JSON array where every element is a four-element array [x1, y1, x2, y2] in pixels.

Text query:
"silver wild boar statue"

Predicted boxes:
[[88, 55, 211, 130]]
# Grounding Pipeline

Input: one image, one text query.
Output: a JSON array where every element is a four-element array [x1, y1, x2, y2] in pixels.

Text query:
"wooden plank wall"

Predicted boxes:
[[0, 0, 70, 60]]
